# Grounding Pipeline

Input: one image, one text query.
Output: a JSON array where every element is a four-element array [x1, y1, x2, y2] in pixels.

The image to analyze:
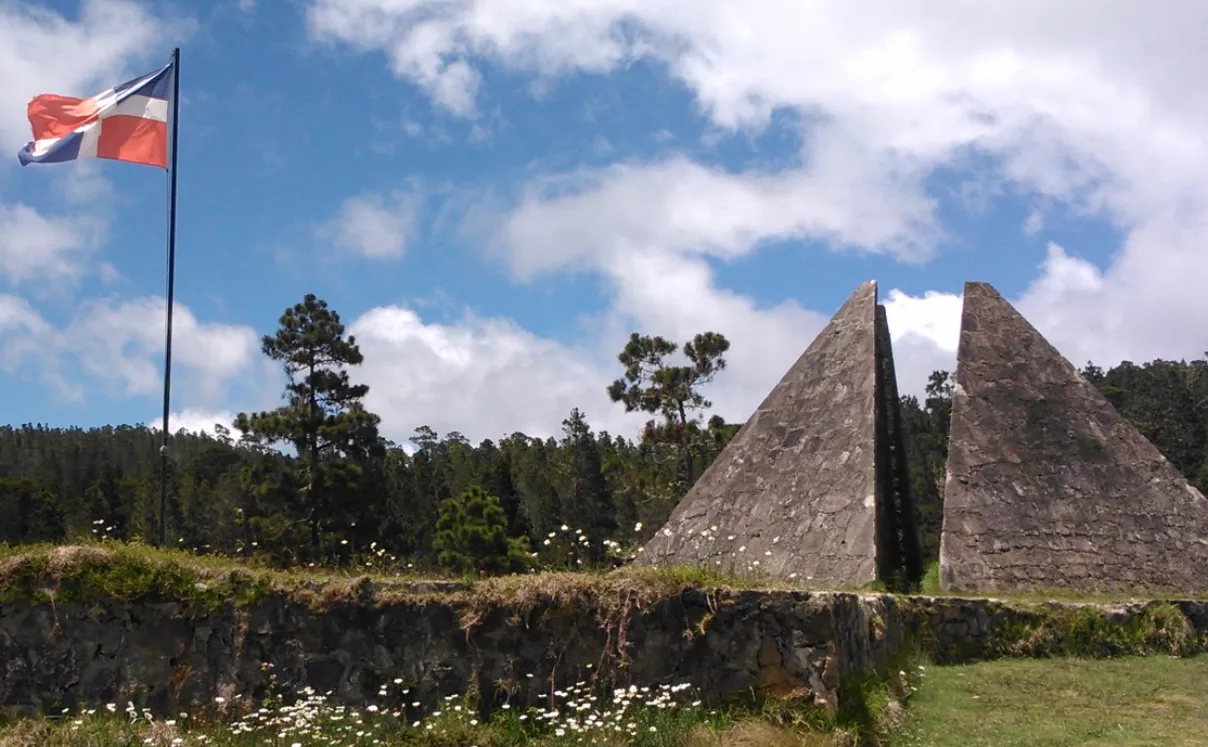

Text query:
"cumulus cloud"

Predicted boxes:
[[489, 156, 940, 280], [349, 304, 645, 442], [598, 250, 831, 421], [1, 292, 262, 409], [0, 203, 106, 286], [880, 287, 963, 394], [0, 292, 80, 399], [320, 189, 423, 260], [308, 0, 1208, 417], [163, 409, 237, 438], [69, 296, 261, 402]]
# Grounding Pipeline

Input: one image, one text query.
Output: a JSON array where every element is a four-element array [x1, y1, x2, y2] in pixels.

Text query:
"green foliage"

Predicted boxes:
[[556, 408, 617, 562], [898, 371, 954, 568], [986, 601, 1202, 659], [433, 486, 532, 575], [233, 294, 384, 553], [607, 331, 731, 427], [919, 561, 941, 595], [0, 478, 64, 543], [606, 331, 735, 522], [0, 544, 274, 611]]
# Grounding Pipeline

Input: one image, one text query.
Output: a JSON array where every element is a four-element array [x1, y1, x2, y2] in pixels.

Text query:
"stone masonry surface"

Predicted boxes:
[[0, 586, 901, 719], [633, 281, 889, 587], [940, 281, 1208, 593], [3, 585, 1206, 719]]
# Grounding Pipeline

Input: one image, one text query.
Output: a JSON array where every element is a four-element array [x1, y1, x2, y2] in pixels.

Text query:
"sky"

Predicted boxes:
[[2, 0, 1207, 448]]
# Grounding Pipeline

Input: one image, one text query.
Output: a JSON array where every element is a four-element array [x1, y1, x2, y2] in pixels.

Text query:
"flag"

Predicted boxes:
[[17, 63, 174, 169]]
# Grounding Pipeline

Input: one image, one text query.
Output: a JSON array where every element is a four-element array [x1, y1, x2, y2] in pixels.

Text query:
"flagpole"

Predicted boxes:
[[159, 47, 181, 548]]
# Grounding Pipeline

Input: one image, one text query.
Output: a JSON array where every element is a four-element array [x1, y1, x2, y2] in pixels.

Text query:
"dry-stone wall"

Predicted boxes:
[[3, 584, 1206, 719]]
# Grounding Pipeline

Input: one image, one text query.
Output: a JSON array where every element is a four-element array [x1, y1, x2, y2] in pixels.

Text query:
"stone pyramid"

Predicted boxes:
[[632, 281, 922, 588], [940, 281, 1208, 593]]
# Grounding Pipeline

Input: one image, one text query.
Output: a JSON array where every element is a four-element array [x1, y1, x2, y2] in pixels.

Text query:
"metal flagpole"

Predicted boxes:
[[159, 47, 181, 548]]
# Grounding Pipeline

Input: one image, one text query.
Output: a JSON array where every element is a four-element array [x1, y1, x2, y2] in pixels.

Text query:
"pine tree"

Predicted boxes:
[[607, 331, 730, 495], [558, 408, 617, 562], [433, 485, 531, 574], [233, 294, 383, 552]]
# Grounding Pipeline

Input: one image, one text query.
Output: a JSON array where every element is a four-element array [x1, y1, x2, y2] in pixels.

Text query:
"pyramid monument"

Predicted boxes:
[[940, 281, 1208, 593], [632, 281, 923, 589]]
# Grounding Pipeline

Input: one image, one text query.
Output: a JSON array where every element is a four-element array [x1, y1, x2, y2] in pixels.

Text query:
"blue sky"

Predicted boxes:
[[2, 0, 1206, 445]]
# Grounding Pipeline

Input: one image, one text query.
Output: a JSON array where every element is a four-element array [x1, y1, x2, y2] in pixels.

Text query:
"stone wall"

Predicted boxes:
[[1, 585, 900, 719], [3, 582, 1206, 720]]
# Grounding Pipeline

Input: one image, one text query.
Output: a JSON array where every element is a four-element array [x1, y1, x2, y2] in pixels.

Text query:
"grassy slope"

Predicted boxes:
[[895, 656, 1208, 747]]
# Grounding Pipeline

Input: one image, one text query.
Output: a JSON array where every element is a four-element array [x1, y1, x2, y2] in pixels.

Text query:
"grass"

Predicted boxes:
[[4, 543, 1202, 609], [894, 655, 1208, 746], [0, 679, 878, 747], [0, 542, 789, 608], [6, 657, 1206, 747]]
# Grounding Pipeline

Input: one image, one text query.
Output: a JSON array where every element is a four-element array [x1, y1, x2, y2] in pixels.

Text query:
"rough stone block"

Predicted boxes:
[[633, 280, 922, 588], [940, 281, 1208, 593]]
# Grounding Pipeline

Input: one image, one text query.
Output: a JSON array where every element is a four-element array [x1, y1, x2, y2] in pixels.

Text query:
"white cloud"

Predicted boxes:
[[880, 288, 963, 355], [339, 256, 969, 446], [0, 292, 80, 399], [598, 250, 830, 421], [349, 304, 645, 442], [308, 0, 1208, 414], [1022, 209, 1044, 236], [880, 287, 963, 393], [164, 409, 237, 438], [66, 296, 261, 401], [320, 189, 423, 259], [488, 155, 940, 280], [0, 203, 105, 286], [1, 292, 261, 409]]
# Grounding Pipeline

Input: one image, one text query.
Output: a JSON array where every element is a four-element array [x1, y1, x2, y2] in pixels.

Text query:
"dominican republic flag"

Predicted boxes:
[[18, 62, 174, 169]]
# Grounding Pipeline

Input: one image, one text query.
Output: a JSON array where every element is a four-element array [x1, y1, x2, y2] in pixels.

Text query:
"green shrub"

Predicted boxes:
[[433, 486, 532, 576]]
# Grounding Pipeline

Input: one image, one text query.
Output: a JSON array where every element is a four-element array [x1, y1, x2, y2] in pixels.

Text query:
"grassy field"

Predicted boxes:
[[3, 656, 1205, 746], [895, 656, 1208, 747]]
